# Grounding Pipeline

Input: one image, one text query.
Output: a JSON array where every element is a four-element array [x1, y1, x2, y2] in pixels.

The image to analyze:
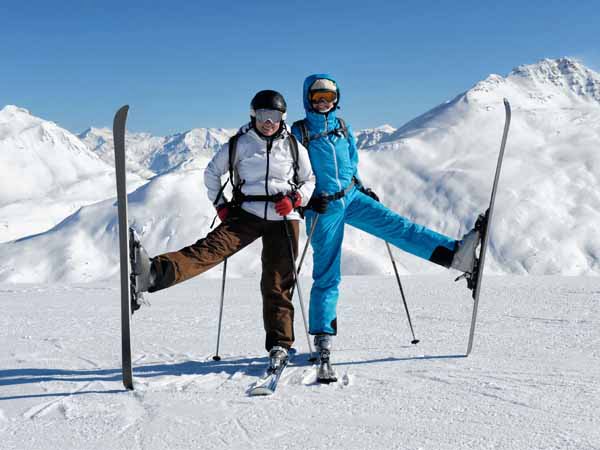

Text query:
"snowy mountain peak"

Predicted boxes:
[[509, 57, 600, 102], [0, 105, 32, 116], [470, 73, 507, 95], [79, 126, 110, 138], [463, 58, 600, 107], [374, 124, 396, 133], [0, 105, 111, 201], [355, 124, 397, 149]]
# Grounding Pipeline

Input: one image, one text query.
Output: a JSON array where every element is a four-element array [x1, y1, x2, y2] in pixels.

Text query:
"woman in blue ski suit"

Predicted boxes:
[[292, 74, 477, 342]]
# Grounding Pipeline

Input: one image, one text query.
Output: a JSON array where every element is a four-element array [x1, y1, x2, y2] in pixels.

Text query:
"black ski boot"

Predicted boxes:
[[314, 334, 337, 383], [268, 346, 289, 372]]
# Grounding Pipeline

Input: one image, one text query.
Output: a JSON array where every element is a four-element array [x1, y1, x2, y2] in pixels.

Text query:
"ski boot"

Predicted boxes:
[[452, 213, 486, 289], [129, 228, 154, 312], [314, 334, 337, 383], [268, 346, 289, 373]]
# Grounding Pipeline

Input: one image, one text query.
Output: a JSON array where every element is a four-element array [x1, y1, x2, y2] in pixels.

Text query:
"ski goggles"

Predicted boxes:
[[310, 90, 337, 103], [254, 108, 285, 123]]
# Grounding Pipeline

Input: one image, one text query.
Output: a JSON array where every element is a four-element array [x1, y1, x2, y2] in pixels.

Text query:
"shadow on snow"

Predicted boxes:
[[0, 353, 466, 401]]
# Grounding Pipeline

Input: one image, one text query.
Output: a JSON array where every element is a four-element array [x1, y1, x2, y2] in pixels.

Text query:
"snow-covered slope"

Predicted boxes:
[[358, 58, 600, 275], [0, 169, 265, 283], [0, 106, 144, 243], [80, 126, 235, 176]]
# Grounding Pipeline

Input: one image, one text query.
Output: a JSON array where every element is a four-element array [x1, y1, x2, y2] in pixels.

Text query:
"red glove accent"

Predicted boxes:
[[217, 205, 229, 222], [275, 192, 302, 216]]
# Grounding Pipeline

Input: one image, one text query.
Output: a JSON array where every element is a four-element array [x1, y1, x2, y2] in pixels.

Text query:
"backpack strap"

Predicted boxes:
[[212, 132, 242, 207], [292, 119, 310, 148], [336, 117, 348, 138], [228, 133, 241, 186], [287, 132, 300, 186]]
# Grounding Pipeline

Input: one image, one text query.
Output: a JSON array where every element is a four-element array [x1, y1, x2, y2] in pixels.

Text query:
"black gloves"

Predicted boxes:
[[306, 194, 329, 214], [359, 186, 380, 202]]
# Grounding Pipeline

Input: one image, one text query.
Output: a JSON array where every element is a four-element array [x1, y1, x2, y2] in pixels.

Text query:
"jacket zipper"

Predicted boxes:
[[325, 113, 344, 207], [264, 138, 272, 220]]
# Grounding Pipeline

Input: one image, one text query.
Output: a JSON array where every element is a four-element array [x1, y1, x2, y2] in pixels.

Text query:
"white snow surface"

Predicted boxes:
[[1, 57, 600, 282], [0, 275, 598, 449]]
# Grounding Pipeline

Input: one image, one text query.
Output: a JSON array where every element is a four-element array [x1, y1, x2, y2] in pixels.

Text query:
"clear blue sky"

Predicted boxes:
[[1, 0, 599, 135]]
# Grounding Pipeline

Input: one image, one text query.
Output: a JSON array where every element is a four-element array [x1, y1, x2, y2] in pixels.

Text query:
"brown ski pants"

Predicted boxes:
[[148, 209, 299, 351]]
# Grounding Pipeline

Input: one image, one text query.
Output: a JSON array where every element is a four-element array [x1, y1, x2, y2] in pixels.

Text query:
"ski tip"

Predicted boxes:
[[113, 105, 130, 123], [248, 387, 274, 396], [113, 105, 130, 130], [212, 355, 221, 361], [411, 339, 420, 345], [503, 98, 511, 109]]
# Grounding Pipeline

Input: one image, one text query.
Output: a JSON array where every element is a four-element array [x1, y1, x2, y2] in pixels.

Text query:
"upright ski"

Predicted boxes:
[[465, 98, 511, 356], [113, 105, 134, 390]]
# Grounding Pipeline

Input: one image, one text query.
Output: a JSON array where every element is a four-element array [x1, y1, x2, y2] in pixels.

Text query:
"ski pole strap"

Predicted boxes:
[[212, 177, 231, 207], [323, 178, 355, 201]]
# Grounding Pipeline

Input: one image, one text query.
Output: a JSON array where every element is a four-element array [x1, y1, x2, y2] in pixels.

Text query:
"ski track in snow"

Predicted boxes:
[[0, 276, 599, 450]]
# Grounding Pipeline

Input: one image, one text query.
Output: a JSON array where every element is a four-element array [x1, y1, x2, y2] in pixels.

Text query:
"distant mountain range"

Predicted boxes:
[[1, 57, 599, 282]]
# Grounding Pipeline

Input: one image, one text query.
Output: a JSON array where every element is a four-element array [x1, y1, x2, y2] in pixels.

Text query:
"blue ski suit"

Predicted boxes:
[[292, 74, 457, 335]]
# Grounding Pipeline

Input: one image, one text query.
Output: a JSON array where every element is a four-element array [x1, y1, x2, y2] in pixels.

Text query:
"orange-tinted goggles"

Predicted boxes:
[[310, 90, 337, 103]]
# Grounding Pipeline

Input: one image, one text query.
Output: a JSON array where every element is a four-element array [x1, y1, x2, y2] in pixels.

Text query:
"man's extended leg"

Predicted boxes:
[[149, 210, 262, 292]]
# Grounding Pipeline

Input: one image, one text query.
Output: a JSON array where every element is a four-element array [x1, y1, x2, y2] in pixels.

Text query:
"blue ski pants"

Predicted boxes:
[[305, 187, 456, 335]]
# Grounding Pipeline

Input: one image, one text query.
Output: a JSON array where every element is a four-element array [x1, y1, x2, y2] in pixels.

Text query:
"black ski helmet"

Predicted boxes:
[[250, 90, 287, 119]]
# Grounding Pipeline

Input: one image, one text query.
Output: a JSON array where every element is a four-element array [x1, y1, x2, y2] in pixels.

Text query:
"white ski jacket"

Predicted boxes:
[[204, 124, 315, 221]]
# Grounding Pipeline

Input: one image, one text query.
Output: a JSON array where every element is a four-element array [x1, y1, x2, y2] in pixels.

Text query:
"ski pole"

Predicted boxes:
[[212, 258, 228, 361], [298, 214, 319, 273], [283, 216, 316, 360], [290, 214, 320, 299], [385, 242, 419, 345]]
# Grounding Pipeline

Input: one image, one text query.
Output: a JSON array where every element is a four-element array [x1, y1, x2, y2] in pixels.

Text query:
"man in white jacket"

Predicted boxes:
[[133, 90, 315, 366]]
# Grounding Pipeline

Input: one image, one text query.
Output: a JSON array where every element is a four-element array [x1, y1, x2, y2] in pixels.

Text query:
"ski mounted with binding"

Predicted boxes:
[[460, 98, 511, 356], [113, 105, 134, 390], [248, 348, 297, 396]]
